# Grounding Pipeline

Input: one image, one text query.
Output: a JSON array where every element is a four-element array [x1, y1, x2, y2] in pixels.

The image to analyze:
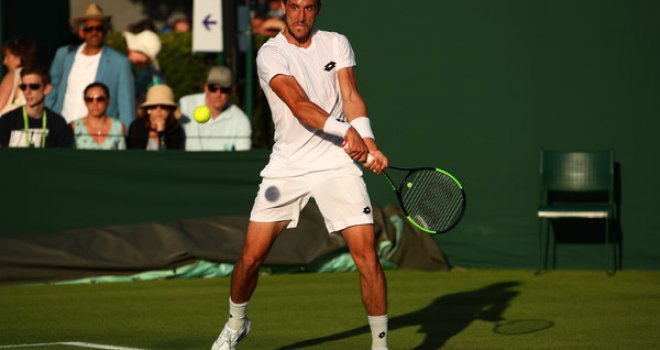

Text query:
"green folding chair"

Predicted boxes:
[[536, 150, 619, 275]]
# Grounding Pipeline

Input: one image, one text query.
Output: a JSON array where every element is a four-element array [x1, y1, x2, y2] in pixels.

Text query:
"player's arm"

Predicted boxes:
[[337, 67, 388, 173], [269, 74, 367, 159]]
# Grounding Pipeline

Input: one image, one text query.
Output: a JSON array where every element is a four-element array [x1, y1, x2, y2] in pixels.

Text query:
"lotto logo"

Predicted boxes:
[[324, 61, 336, 71]]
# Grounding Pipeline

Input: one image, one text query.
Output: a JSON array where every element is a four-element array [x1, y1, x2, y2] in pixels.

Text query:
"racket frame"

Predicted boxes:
[[381, 165, 466, 234]]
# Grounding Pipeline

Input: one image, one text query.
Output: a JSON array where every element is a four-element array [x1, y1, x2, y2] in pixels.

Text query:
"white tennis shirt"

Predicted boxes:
[[256, 29, 361, 178]]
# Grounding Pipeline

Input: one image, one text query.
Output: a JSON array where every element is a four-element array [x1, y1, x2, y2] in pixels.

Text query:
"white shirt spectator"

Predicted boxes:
[[61, 45, 101, 123], [180, 93, 252, 151]]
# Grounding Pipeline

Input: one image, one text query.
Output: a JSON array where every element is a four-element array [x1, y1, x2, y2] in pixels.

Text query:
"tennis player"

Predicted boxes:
[[211, 0, 389, 349]]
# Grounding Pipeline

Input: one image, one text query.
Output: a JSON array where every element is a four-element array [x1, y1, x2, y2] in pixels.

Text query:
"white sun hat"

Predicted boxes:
[[123, 30, 162, 70]]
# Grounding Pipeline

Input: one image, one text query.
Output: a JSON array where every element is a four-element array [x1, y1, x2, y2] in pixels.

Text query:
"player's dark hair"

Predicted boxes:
[[20, 65, 51, 86], [84, 82, 110, 99]]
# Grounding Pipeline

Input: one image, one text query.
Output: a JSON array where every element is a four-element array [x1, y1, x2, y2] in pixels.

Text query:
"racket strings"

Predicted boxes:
[[400, 170, 464, 232]]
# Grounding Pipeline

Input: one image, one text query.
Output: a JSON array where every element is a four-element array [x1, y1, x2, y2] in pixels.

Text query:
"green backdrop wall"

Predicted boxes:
[[316, 0, 660, 269], [1, 0, 659, 270]]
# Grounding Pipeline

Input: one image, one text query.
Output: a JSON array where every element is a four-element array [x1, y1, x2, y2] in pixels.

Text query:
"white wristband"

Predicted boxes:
[[323, 118, 350, 138], [350, 117, 375, 139]]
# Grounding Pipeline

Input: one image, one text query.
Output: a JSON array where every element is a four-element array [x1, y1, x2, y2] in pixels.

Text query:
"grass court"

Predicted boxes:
[[1, 269, 659, 349]]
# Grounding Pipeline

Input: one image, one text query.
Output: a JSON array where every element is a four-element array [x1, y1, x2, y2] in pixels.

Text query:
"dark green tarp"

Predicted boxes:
[[0, 202, 449, 284]]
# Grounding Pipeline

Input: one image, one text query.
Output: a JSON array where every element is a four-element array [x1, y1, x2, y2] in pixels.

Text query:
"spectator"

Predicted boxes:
[[123, 30, 165, 106], [172, 19, 191, 33], [252, 15, 286, 37], [71, 82, 126, 150], [180, 66, 251, 151], [0, 66, 73, 148], [0, 36, 38, 116], [164, 13, 191, 33], [46, 3, 135, 128], [252, 0, 285, 37], [127, 84, 184, 150]]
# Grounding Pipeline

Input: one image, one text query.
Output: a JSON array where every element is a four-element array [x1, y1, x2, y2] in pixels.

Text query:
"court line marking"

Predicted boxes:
[[0, 342, 151, 350]]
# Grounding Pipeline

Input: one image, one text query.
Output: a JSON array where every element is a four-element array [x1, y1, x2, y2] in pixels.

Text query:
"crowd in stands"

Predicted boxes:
[[0, 2, 255, 152]]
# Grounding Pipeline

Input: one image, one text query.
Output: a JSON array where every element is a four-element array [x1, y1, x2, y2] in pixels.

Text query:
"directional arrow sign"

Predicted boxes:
[[193, 0, 224, 52], [203, 14, 218, 31]]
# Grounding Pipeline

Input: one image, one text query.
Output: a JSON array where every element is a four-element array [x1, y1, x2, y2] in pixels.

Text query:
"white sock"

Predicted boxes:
[[227, 298, 248, 331], [368, 315, 388, 350]]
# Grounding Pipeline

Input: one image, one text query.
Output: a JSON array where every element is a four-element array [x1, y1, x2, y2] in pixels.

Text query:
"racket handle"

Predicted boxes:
[[342, 140, 374, 164]]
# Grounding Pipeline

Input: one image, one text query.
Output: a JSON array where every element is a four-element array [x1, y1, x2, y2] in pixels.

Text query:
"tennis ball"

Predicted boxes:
[[193, 105, 211, 123]]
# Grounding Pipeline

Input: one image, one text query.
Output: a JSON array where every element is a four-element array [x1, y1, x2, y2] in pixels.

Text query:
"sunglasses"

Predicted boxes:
[[84, 95, 108, 103], [18, 83, 43, 91], [207, 84, 232, 94], [82, 25, 106, 33], [147, 104, 175, 110]]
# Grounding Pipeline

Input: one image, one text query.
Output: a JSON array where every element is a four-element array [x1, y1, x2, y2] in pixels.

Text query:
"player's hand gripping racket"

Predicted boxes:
[[343, 141, 466, 234]]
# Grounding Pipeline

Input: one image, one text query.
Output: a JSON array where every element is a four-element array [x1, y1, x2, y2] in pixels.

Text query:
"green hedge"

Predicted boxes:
[[105, 31, 217, 100]]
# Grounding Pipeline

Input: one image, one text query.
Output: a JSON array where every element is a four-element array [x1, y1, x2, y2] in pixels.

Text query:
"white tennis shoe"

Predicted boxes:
[[211, 318, 251, 350]]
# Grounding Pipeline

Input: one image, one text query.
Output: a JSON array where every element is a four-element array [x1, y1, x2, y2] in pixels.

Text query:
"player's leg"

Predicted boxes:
[[212, 220, 289, 350], [342, 224, 389, 350], [231, 220, 290, 303], [311, 169, 388, 349], [342, 224, 388, 315]]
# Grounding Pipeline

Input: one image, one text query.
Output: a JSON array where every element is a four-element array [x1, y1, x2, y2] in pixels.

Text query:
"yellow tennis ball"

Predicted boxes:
[[193, 105, 211, 123]]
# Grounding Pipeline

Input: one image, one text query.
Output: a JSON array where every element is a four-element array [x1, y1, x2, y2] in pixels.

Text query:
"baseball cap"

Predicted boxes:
[[206, 66, 232, 87]]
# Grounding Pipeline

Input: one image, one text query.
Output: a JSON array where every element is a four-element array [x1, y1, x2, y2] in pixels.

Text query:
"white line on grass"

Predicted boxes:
[[0, 342, 151, 350]]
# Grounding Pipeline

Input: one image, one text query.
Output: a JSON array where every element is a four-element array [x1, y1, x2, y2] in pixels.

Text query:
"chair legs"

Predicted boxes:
[[606, 219, 618, 275], [536, 217, 618, 275], [536, 218, 551, 275]]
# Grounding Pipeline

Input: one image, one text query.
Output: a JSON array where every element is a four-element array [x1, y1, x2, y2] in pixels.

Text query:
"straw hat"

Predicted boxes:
[[139, 85, 181, 119], [71, 3, 112, 29], [123, 30, 162, 70]]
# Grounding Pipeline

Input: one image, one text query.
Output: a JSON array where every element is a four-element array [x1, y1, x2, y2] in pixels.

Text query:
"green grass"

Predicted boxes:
[[1, 269, 659, 350]]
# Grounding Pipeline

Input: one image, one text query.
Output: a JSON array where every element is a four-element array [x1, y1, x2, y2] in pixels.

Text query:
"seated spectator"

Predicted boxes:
[[180, 66, 251, 151], [162, 13, 191, 33], [0, 66, 73, 148], [172, 18, 191, 33], [127, 84, 184, 150], [71, 82, 126, 150], [252, 0, 285, 37], [123, 30, 165, 105], [0, 36, 38, 116], [252, 15, 285, 37]]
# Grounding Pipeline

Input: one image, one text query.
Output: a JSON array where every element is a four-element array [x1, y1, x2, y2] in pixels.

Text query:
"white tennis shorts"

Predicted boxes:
[[250, 168, 374, 233]]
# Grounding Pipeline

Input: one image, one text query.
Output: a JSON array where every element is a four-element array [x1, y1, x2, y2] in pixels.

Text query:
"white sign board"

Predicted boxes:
[[193, 0, 224, 52]]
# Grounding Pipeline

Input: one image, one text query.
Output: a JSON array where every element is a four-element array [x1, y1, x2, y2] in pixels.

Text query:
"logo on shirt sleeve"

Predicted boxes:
[[324, 61, 337, 71]]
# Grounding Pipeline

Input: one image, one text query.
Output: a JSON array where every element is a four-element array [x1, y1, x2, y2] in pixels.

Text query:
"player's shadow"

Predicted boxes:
[[276, 281, 521, 350]]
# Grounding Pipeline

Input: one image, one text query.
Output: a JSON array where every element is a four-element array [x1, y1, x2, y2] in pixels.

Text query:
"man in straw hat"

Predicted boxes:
[[46, 3, 135, 129]]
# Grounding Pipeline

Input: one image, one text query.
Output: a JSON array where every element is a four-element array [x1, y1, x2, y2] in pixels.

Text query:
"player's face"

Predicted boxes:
[[283, 0, 320, 44]]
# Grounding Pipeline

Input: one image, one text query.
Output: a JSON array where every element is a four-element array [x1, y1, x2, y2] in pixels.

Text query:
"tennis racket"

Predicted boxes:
[[343, 141, 466, 234], [380, 164, 466, 234]]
